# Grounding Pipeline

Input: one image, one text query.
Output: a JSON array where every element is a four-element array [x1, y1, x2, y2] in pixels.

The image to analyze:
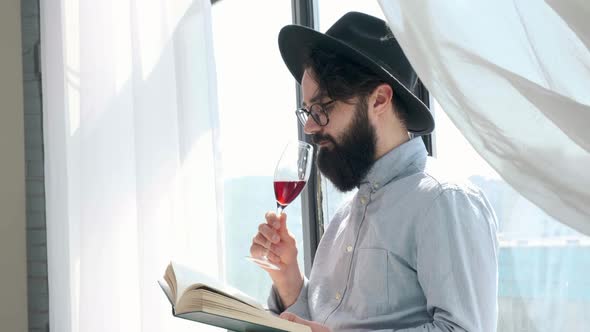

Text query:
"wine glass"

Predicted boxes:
[[246, 140, 314, 270]]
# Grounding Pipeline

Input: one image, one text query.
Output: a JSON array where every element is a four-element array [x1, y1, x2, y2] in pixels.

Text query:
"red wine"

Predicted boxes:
[[274, 180, 306, 207]]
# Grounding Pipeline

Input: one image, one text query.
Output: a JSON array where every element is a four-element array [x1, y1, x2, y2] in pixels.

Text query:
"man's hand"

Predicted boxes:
[[280, 313, 331, 332], [250, 212, 298, 268], [250, 212, 303, 307]]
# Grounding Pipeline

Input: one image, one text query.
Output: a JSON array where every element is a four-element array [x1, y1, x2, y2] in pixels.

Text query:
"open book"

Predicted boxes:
[[159, 262, 311, 332]]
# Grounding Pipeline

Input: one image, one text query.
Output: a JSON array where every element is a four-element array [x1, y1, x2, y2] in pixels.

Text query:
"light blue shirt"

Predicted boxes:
[[269, 138, 498, 331]]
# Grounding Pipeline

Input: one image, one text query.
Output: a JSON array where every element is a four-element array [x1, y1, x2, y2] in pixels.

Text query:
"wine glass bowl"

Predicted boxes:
[[273, 141, 314, 214], [274, 180, 307, 210]]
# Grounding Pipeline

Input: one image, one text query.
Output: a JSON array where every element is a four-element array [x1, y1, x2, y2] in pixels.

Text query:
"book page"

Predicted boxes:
[[178, 290, 311, 332], [158, 279, 174, 305], [170, 262, 264, 310]]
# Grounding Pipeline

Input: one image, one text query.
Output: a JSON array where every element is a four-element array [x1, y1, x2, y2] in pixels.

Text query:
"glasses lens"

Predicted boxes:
[[309, 104, 326, 126]]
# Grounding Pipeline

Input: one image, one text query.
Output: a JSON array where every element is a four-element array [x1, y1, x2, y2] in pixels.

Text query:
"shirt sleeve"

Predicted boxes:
[[267, 277, 311, 320], [385, 187, 499, 332]]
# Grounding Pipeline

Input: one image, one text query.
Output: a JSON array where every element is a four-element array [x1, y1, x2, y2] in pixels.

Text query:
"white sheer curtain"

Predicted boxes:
[[379, 0, 590, 235], [41, 0, 224, 331]]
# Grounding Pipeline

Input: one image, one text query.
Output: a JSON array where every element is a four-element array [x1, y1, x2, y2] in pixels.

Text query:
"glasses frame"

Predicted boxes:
[[295, 100, 336, 127]]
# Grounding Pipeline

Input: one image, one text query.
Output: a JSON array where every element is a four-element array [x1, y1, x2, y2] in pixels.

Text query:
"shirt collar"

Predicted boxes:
[[361, 138, 428, 191]]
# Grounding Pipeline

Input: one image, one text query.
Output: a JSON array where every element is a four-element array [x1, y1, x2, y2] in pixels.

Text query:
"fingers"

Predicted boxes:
[[251, 233, 285, 256], [265, 211, 282, 230], [252, 233, 280, 253], [252, 232, 270, 249], [249, 243, 281, 263], [258, 223, 280, 244], [279, 312, 297, 322], [277, 212, 290, 238], [280, 312, 304, 324], [280, 313, 331, 332], [266, 211, 292, 241]]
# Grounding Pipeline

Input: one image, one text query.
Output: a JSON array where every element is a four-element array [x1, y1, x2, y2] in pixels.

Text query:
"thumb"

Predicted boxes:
[[280, 312, 331, 332], [279, 312, 305, 324], [277, 212, 290, 238]]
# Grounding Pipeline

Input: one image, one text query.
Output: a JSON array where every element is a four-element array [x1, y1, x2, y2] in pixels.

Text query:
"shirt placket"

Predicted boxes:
[[322, 184, 373, 325]]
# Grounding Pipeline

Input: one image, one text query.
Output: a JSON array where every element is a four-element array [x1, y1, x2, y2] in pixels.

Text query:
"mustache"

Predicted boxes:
[[311, 133, 337, 145]]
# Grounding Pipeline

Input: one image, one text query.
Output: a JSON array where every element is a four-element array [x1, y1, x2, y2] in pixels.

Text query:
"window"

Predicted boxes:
[[433, 100, 590, 330], [212, 0, 304, 303]]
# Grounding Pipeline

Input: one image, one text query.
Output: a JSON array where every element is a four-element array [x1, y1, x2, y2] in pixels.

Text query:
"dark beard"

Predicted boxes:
[[312, 101, 377, 192]]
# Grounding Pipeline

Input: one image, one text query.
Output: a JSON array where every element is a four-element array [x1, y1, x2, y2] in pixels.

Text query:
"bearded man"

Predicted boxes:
[[250, 12, 499, 332]]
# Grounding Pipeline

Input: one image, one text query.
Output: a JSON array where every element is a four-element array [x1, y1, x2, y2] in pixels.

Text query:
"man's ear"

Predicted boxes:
[[371, 83, 393, 116]]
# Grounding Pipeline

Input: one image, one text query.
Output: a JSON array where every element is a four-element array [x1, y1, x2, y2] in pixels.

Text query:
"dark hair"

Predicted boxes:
[[302, 47, 408, 127]]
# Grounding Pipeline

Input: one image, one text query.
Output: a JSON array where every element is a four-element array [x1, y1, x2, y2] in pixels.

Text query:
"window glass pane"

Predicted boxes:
[[433, 100, 590, 330], [318, 0, 384, 31], [212, 0, 304, 303]]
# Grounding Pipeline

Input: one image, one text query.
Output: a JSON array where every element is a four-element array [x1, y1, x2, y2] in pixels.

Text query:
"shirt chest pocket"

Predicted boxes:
[[346, 248, 390, 319]]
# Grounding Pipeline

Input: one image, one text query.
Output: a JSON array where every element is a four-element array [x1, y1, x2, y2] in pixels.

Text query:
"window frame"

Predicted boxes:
[[292, 0, 322, 277]]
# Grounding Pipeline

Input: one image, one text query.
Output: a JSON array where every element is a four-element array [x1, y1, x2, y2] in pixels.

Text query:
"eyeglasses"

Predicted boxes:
[[295, 100, 336, 127]]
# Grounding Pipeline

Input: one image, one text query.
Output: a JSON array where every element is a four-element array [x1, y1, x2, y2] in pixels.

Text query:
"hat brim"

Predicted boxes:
[[279, 25, 434, 135]]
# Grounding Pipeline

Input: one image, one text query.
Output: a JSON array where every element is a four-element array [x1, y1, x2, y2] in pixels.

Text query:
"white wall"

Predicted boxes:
[[0, 0, 29, 330]]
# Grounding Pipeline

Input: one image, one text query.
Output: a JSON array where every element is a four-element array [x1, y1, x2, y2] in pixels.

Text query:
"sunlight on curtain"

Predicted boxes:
[[41, 0, 224, 331], [378, 0, 590, 235]]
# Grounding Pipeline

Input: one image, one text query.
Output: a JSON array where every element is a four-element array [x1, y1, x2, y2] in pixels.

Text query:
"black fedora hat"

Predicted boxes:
[[278, 11, 434, 135]]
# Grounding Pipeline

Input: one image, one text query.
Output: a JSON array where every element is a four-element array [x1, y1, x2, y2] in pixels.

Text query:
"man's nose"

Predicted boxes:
[[303, 116, 321, 135]]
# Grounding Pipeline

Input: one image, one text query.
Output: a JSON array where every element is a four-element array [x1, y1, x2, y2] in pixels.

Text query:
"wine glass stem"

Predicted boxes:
[[276, 204, 284, 217]]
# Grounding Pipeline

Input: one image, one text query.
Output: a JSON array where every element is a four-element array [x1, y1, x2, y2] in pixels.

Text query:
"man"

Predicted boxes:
[[250, 12, 498, 332]]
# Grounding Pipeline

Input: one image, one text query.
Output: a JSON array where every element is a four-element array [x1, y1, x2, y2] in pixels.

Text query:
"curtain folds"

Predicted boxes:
[[41, 0, 224, 331], [379, 0, 590, 234]]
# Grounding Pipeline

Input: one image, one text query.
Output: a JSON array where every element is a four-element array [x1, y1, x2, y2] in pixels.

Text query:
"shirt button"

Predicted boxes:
[[360, 197, 367, 204], [346, 245, 353, 253], [335, 292, 341, 300]]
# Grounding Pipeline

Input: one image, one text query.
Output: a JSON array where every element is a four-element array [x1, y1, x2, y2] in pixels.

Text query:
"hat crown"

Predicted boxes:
[[325, 12, 419, 94]]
